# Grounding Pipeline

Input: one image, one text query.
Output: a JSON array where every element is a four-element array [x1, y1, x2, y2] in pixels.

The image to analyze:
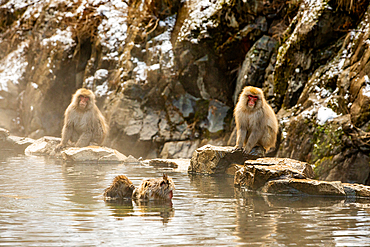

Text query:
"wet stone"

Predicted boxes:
[[188, 144, 245, 175], [25, 136, 61, 156], [61, 146, 127, 163], [234, 158, 314, 189], [261, 179, 346, 196]]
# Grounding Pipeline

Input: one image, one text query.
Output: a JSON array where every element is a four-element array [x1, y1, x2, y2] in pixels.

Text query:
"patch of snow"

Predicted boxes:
[[148, 64, 160, 71], [42, 27, 75, 49], [317, 106, 338, 125], [95, 69, 109, 80], [97, 2, 128, 60], [177, 0, 221, 42], [0, 41, 29, 92], [95, 81, 109, 97], [301, 107, 316, 119], [132, 59, 147, 82], [363, 83, 370, 97]]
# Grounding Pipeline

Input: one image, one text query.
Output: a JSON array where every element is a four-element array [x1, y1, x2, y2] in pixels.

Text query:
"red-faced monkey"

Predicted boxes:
[[55, 88, 108, 151], [234, 86, 278, 155]]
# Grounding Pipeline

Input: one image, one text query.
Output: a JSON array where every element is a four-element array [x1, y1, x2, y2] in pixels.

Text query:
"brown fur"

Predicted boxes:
[[56, 88, 108, 150], [234, 86, 278, 154], [132, 174, 175, 201], [104, 175, 136, 201]]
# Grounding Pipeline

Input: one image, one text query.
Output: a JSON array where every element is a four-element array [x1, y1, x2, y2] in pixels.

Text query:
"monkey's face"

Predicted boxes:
[[78, 95, 90, 109], [247, 94, 258, 108]]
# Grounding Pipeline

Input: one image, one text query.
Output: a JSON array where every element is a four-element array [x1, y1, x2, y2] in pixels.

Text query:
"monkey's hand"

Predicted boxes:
[[232, 145, 243, 153], [54, 143, 65, 153]]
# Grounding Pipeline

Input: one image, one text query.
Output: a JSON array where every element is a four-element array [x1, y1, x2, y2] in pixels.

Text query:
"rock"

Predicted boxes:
[[0, 128, 35, 153], [6, 136, 35, 152], [123, 155, 141, 164], [148, 158, 190, 172], [343, 183, 370, 198], [234, 157, 370, 199], [61, 146, 127, 163], [261, 179, 346, 196], [139, 111, 159, 141], [172, 93, 198, 118], [234, 158, 314, 189], [25, 136, 61, 156], [206, 99, 230, 133], [0, 128, 10, 140], [233, 35, 278, 104], [188, 144, 245, 175], [160, 140, 200, 159]]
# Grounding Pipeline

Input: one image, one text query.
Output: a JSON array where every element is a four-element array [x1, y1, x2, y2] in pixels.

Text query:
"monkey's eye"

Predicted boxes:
[[79, 96, 90, 101]]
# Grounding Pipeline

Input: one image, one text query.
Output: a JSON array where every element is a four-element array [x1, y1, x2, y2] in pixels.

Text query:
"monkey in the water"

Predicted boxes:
[[132, 174, 175, 201], [104, 175, 136, 201], [55, 88, 108, 151], [104, 174, 175, 201], [234, 86, 278, 155]]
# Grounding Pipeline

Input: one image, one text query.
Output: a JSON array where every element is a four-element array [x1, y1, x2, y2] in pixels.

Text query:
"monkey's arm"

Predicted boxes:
[[75, 129, 93, 147], [235, 126, 247, 149], [244, 130, 262, 154], [55, 123, 73, 151]]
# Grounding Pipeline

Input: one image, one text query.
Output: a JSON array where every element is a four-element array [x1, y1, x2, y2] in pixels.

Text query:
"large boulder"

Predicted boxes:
[[0, 128, 35, 153], [234, 158, 314, 189], [235, 157, 370, 198], [25, 136, 61, 156], [262, 179, 346, 196], [188, 144, 245, 175], [61, 146, 127, 163]]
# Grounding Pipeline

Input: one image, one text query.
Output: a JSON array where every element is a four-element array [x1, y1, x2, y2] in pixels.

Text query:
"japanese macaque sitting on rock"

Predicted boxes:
[[234, 86, 278, 157], [104, 174, 175, 201], [55, 88, 108, 151]]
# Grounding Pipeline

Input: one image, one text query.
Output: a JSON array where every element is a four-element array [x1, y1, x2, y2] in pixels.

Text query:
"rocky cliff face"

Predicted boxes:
[[0, 0, 369, 184]]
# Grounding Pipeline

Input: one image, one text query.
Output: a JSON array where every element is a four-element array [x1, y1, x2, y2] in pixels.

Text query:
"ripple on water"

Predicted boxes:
[[1, 155, 370, 246]]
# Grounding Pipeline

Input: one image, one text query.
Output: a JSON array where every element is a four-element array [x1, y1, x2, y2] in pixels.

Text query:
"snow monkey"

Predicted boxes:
[[234, 86, 278, 155], [132, 174, 175, 201], [104, 175, 136, 201], [55, 88, 108, 151]]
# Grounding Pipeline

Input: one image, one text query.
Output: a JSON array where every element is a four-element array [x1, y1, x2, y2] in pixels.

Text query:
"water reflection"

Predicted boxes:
[[1, 155, 370, 246], [234, 188, 370, 246], [104, 199, 174, 223]]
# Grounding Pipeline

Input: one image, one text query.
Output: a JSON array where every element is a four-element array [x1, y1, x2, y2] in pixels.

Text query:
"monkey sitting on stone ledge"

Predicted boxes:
[[55, 88, 108, 152], [233, 86, 278, 158]]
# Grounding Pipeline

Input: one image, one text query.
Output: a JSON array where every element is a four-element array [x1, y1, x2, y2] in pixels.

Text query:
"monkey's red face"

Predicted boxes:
[[247, 95, 258, 108], [79, 95, 90, 108]]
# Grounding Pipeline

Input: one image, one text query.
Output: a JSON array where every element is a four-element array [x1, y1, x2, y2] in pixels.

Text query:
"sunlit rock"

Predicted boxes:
[[234, 158, 314, 189], [0, 128, 35, 152], [343, 183, 370, 198], [6, 136, 35, 151], [261, 179, 346, 196], [25, 136, 60, 156], [61, 146, 127, 163], [188, 144, 245, 175]]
